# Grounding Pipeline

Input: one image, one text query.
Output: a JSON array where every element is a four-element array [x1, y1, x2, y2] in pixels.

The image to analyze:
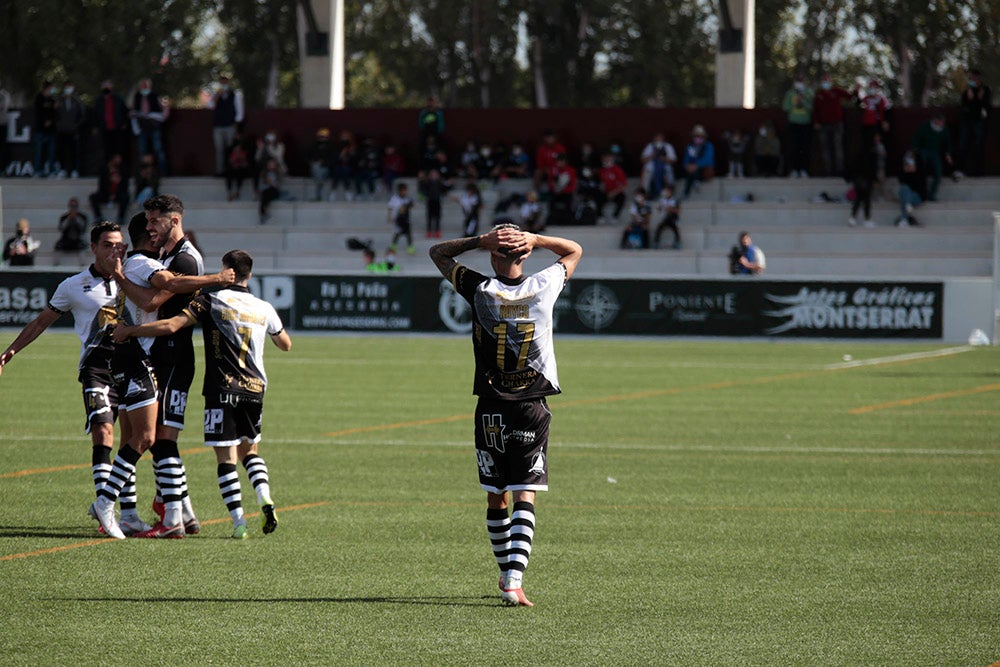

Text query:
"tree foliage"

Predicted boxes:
[[0, 0, 997, 109]]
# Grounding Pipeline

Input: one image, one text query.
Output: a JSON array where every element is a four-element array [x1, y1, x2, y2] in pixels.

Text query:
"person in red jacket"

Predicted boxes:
[[859, 78, 890, 150], [812, 73, 854, 176], [533, 129, 566, 192], [546, 154, 577, 226], [597, 152, 628, 222]]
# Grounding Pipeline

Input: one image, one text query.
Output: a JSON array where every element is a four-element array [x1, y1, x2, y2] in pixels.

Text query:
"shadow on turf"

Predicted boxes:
[[0, 525, 100, 539], [56, 595, 500, 607]]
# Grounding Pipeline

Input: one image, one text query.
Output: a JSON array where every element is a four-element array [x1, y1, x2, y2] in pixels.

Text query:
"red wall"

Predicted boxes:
[[165, 107, 997, 177]]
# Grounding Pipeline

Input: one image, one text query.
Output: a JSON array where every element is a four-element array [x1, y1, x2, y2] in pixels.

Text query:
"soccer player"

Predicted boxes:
[[429, 222, 582, 607], [121, 194, 206, 534], [114, 249, 291, 539], [90, 215, 234, 539], [0, 221, 150, 535]]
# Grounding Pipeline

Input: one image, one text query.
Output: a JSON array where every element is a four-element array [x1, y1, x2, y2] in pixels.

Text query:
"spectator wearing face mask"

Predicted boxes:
[[93, 79, 131, 171], [783, 74, 814, 177], [812, 73, 854, 177], [680, 125, 715, 198], [753, 121, 782, 177], [255, 129, 288, 193], [859, 78, 890, 150], [130, 78, 169, 174], [207, 75, 245, 176], [33, 80, 58, 177], [55, 81, 85, 179], [910, 112, 953, 201]]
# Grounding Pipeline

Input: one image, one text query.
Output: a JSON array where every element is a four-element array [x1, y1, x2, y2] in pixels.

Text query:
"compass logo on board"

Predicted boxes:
[[575, 284, 620, 331]]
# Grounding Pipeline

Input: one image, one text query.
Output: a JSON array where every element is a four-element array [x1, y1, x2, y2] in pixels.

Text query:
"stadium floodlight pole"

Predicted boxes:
[[993, 211, 1000, 344]]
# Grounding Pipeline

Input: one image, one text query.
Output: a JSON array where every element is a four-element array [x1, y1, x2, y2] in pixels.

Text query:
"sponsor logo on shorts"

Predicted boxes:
[[482, 413, 506, 453], [204, 408, 224, 434], [528, 452, 545, 475], [477, 450, 497, 477], [509, 429, 536, 442], [126, 379, 146, 398], [168, 390, 188, 416]]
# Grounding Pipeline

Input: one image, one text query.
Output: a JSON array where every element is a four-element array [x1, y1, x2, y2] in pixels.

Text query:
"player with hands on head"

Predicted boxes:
[[429, 221, 582, 607]]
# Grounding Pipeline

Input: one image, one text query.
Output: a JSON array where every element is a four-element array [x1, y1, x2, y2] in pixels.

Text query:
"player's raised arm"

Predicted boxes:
[[0, 307, 62, 376], [521, 232, 583, 279], [112, 312, 194, 343]]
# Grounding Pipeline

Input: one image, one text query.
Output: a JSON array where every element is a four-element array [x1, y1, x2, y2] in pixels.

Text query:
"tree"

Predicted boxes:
[[215, 0, 301, 107]]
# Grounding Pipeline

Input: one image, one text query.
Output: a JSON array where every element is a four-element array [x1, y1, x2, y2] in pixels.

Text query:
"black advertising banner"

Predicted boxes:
[[0, 271, 74, 327], [0, 271, 944, 339]]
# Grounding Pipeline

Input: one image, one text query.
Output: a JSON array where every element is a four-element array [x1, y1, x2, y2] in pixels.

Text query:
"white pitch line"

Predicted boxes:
[[823, 345, 973, 370]]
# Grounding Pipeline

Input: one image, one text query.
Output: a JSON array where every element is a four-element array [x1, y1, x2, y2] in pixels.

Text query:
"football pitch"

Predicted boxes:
[[0, 333, 998, 666]]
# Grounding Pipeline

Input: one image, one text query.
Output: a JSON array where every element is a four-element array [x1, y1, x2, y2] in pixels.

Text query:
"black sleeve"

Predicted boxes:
[[451, 265, 488, 304], [169, 252, 200, 277]]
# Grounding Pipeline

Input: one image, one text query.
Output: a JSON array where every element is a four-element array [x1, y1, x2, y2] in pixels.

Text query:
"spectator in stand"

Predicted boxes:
[[955, 69, 992, 177], [732, 231, 765, 275], [418, 96, 445, 146], [680, 125, 715, 198], [225, 129, 255, 201], [534, 129, 566, 192], [3, 219, 40, 267], [382, 143, 405, 194], [387, 181, 415, 254], [546, 153, 578, 226], [55, 198, 90, 257], [255, 129, 288, 196], [640, 133, 677, 198], [847, 140, 877, 228], [308, 127, 334, 201], [911, 112, 953, 202], [89, 154, 129, 224], [725, 130, 747, 178], [258, 157, 283, 224], [597, 152, 628, 222], [355, 137, 381, 200], [520, 191, 543, 232], [459, 140, 481, 179], [430, 150, 456, 193], [753, 121, 782, 176], [783, 73, 814, 177], [55, 81, 85, 179], [133, 153, 160, 206], [130, 78, 169, 175], [653, 184, 682, 250], [476, 143, 502, 183], [457, 181, 483, 237], [501, 142, 530, 180], [859, 78, 890, 150], [207, 75, 245, 176], [94, 79, 131, 171], [419, 169, 445, 238], [576, 142, 600, 174], [812, 73, 854, 176], [620, 188, 651, 250], [33, 80, 57, 178], [418, 135, 440, 175], [896, 150, 926, 227], [330, 130, 356, 200]]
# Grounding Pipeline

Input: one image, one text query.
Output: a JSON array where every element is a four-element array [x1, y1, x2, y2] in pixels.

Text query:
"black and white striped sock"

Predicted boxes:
[[507, 501, 535, 588], [91, 445, 112, 499], [242, 454, 273, 506], [98, 446, 141, 503], [487, 508, 512, 576], [217, 463, 244, 525]]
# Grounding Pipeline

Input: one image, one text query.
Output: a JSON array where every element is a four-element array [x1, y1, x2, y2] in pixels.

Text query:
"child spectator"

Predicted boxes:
[[620, 188, 651, 250], [653, 184, 682, 249], [225, 130, 255, 201], [726, 130, 748, 178], [896, 150, 926, 227], [382, 144, 405, 194], [597, 152, 628, 222], [387, 182, 415, 254], [520, 191, 543, 232], [418, 169, 445, 238], [457, 181, 482, 237], [258, 158, 283, 224]]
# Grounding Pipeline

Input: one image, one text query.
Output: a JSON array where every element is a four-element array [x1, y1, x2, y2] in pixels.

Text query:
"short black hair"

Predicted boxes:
[[222, 249, 253, 282], [91, 220, 120, 245], [143, 194, 184, 216], [127, 213, 150, 246]]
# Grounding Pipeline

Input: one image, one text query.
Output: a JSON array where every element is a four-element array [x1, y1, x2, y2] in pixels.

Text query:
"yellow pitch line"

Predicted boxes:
[[0, 447, 209, 480], [849, 382, 1000, 415], [0, 501, 330, 563]]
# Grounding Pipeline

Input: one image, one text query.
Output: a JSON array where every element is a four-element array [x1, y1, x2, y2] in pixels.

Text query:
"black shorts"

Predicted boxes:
[[151, 341, 196, 430], [203, 393, 263, 448], [78, 365, 119, 434], [474, 397, 551, 493], [110, 352, 158, 413]]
